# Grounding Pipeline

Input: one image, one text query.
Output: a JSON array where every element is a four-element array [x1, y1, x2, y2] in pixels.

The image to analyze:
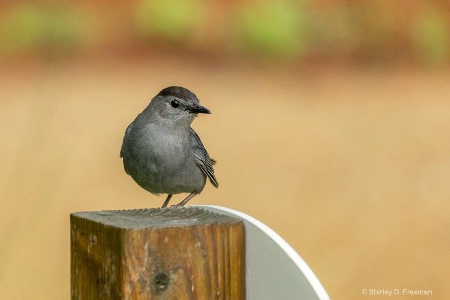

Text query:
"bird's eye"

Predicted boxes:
[[170, 99, 179, 108]]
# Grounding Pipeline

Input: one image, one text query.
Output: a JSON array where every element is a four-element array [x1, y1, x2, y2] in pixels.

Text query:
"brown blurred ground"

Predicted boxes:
[[0, 54, 449, 299]]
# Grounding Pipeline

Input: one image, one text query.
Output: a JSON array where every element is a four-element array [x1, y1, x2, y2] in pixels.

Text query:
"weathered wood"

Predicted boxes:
[[71, 207, 245, 300]]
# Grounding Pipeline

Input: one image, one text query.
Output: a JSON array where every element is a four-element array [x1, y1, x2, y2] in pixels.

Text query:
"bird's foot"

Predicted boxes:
[[161, 195, 173, 208], [174, 192, 198, 207], [169, 204, 183, 208]]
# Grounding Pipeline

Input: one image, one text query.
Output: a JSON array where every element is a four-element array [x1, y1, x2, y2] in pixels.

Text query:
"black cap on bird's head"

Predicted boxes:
[[159, 86, 196, 101], [158, 86, 210, 114]]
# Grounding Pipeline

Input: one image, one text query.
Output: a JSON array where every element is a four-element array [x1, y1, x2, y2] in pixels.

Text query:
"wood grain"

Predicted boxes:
[[71, 208, 245, 300]]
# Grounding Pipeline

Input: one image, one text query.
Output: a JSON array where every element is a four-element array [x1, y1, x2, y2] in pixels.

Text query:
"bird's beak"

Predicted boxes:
[[190, 104, 211, 114]]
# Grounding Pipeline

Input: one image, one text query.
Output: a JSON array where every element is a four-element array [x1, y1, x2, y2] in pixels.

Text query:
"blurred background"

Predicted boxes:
[[1, 0, 449, 299]]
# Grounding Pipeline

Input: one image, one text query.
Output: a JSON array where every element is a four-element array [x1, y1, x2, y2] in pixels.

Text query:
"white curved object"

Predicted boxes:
[[196, 205, 330, 300]]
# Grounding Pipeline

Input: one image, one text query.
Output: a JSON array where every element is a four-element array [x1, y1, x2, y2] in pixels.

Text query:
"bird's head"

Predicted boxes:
[[147, 86, 210, 125]]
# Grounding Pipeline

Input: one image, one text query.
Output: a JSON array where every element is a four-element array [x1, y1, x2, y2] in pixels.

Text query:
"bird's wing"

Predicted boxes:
[[120, 123, 134, 175], [189, 127, 219, 188]]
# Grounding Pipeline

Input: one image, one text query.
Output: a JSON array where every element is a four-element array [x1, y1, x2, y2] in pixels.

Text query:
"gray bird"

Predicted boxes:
[[120, 86, 218, 208]]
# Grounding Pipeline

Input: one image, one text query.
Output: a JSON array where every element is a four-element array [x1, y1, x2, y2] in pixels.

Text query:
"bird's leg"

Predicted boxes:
[[173, 192, 198, 207], [161, 194, 172, 208]]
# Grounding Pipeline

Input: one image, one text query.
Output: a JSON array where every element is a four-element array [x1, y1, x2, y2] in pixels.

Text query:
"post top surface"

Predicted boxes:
[[71, 207, 242, 229]]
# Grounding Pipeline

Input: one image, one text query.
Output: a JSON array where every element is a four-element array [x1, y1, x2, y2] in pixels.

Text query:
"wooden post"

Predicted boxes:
[[70, 207, 245, 300]]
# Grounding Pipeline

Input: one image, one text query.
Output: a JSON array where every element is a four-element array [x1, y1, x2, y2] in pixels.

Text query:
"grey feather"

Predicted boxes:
[[120, 123, 133, 175], [190, 128, 219, 188]]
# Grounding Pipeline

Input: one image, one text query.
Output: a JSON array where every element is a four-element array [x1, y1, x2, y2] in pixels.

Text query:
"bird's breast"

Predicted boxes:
[[122, 123, 205, 194], [134, 125, 189, 171]]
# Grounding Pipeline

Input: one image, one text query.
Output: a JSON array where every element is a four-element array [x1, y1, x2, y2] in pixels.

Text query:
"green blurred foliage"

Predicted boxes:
[[232, 1, 310, 60], [0, 4, 92, 56], [413, 8, 450, 65], [0, 1, 449, 66], [134, 0, 202, 43]]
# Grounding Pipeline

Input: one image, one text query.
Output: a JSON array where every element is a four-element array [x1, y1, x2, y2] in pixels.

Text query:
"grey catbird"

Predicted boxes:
[[120, 86, 218, 208]]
